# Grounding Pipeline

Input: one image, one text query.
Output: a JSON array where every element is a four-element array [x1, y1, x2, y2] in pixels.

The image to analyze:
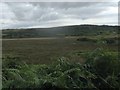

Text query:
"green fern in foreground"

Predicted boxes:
[[2, 49, 120, 89]]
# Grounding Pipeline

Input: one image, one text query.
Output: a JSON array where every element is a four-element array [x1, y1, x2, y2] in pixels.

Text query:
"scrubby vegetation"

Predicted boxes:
[[76, 36, 119, 45], [2, 48, 120, 89]]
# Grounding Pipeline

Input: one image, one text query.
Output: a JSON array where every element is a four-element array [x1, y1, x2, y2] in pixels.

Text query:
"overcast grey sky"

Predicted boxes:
[[0, 1, 119, 29]]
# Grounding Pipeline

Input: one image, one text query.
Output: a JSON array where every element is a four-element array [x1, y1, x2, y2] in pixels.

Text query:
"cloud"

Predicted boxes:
[[0, 2, 118, 29]]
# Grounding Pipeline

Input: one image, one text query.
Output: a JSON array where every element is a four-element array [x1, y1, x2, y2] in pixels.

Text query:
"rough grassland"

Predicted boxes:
[[2, 37, 118, 64]]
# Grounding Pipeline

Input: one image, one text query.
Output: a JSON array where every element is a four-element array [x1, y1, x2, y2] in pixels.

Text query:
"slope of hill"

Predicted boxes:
[[2, 25, 118, 38]]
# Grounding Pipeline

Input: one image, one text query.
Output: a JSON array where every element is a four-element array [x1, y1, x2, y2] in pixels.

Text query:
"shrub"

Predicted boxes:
[[84, 48, 120, 78], [77, 37, 96, 43], [2, 56, 24, 69]]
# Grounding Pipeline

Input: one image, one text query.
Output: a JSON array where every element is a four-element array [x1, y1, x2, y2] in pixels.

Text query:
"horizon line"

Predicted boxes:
[[1, 24, 118, 30]]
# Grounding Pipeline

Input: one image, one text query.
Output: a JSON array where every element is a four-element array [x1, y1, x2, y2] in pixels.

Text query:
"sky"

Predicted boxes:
[[0, 1, 119, 29]]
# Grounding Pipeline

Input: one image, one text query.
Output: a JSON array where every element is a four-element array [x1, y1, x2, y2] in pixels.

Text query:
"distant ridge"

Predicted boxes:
[[2, 24, 118, 30], [2, 24, 118, 38]]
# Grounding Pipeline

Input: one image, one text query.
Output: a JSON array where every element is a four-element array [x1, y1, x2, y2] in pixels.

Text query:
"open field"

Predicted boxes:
[[2, 36, 118, 64], [2, 36, 120, 89]]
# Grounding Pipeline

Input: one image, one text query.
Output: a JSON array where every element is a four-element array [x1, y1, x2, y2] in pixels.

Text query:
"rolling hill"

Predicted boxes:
[[2, 24, 118, 38]]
